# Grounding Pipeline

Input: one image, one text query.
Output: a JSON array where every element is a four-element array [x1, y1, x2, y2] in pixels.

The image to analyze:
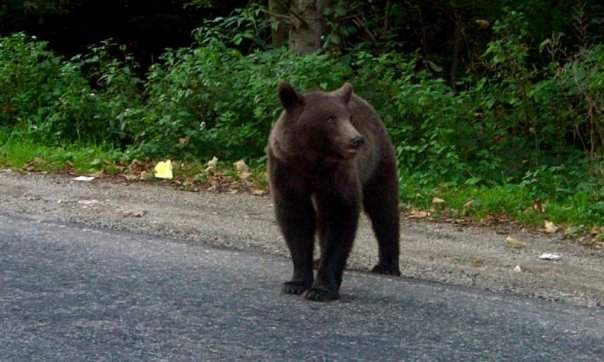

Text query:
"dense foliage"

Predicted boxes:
[[1, 2, 604, 225]]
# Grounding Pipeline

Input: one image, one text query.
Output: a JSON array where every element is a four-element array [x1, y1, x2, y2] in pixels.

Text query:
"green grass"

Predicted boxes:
[[400, 174, 603, 229], [0, 127, 122, 174]]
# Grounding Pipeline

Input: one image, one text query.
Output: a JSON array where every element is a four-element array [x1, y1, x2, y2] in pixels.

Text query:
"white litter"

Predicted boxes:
[[539, 253, 561, 261], [78, 200, 99, 206], [73, 176, 95, 182], [153, 160, 173, 179], [513, 265, 522, 272]]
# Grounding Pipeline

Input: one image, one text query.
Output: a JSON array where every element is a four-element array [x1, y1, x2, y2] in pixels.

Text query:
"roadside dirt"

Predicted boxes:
[[1, 169, 603, 308]]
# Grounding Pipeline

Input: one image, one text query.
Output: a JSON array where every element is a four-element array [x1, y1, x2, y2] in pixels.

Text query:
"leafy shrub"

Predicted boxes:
[[73, 40, 145, 145], [136, 41, 351, 160], [350, 51, 502, 185], [0, 33, 67, 128], [2, 13, 604, 225], [192, 4, 271, 51], [555, 45, 604, 158], [0, 34, 145, 145]]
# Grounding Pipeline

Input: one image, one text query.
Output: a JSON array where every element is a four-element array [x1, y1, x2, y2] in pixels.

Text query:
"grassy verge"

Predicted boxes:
[[0, 128, 268, 191], [1, 129, 602, 246], [0, 128, 122, 174], [400, 176, 603, 235]]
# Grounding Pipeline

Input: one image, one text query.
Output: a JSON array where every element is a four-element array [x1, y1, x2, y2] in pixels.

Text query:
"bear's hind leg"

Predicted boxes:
[[363, 162, 401, 276]]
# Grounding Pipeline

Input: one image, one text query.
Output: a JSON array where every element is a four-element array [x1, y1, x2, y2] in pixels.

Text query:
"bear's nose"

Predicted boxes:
[[350, 136, 365, 149]]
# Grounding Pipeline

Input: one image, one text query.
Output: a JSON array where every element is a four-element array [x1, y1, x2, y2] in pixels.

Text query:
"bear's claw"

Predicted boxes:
[[371, 264, 401, 276], [304, 287, 339, 302], [282, 281, 309, 295]]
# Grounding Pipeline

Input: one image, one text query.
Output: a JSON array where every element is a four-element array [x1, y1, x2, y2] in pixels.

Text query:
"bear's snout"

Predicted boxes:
[[350, 136, 365, 149]]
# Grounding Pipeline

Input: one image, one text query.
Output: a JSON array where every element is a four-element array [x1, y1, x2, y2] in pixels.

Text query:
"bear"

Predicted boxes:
[[267, 81, 401, 302]]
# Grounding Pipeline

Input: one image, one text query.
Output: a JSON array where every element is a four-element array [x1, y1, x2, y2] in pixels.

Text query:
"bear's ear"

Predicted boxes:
[[278, 82, 303, 110], [334, 82, 353, 104]]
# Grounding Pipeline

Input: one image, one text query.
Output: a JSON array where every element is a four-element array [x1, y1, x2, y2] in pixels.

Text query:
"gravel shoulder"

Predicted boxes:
[[1, 169, 603, 308]]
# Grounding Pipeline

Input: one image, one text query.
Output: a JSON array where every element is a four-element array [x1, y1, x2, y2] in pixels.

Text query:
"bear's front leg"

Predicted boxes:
[[273, 186, 316, 295], [306, 192, 360, 302]]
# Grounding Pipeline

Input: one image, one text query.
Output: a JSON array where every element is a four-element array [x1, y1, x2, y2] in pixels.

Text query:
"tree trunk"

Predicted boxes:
[[288, 0, 330, 54], [269, 0, 289, 47], [450, 13, 463, 91]]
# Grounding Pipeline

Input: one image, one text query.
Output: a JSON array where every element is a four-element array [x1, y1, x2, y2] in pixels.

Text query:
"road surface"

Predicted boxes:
[[1, 171, 603, 308], [1, 213, 603, 361]]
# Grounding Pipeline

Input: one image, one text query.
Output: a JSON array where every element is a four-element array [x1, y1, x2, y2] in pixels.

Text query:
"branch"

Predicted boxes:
[[353, 16, 377, 44], [273, 0, 308, 26], [260, 9, 291, 22]]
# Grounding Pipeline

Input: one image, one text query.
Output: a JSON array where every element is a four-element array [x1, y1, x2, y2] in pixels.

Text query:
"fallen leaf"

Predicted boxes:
[[432, 197, 445, 205], [233, 159, 251, 180], [205, 156, 218, 172], [154, 160, 173, 179], [505, 236, 527, 249], [233, 159, 249, 173], [141, 171, 154, 181], [544, 220, 559, 233], [22, 158, 43, 171], [409, 210, 431, 219], [252, 189, 266, 196], [532, 201, 544, 213], [565, 225, 584, 237], [122, 209, 146, 218]]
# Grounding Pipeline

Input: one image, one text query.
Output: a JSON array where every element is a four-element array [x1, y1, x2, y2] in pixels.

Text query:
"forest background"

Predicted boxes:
[[2, 0, 604, 234]]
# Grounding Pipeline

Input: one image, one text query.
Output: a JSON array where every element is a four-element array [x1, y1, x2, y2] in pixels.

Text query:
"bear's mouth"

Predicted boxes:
[[326, 148, 357, 161], [341, 148, 359, 159], [327, 142, 360, 160]]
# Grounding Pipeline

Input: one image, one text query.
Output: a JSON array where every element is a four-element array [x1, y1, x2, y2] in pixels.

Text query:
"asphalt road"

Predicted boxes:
[[1, 213, 603, 361]]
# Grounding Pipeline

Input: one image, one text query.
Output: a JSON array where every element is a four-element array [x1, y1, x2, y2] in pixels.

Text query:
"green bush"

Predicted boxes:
[[556, 45, 604, 157], [1, 20, 603, 224], [0, 33, 142, 144], [135, 41, 351, 160], [0, 33, 69, 128]]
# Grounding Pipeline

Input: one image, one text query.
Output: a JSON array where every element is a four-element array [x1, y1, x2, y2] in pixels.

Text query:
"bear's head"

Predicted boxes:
[[274, 82, 364, 161]]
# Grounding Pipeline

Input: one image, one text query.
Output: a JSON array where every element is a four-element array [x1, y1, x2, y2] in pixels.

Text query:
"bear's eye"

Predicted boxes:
[[327, 116, 336, 123]]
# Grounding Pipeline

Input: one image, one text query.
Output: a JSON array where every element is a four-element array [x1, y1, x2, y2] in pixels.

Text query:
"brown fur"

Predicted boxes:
[[268, 82, 401, 302]]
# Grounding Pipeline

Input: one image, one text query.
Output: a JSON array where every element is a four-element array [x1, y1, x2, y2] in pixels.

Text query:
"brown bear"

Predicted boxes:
[[267, 81, 401, 302]]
